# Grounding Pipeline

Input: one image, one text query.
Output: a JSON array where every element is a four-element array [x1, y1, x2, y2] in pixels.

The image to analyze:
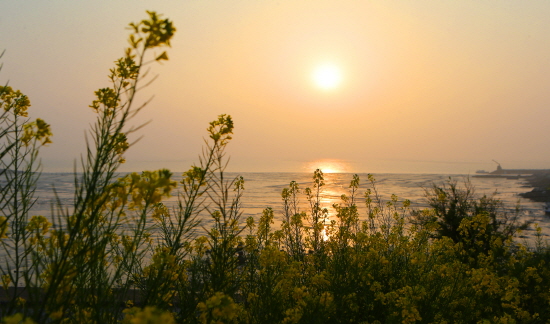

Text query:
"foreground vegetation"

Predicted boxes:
[[1, 12, 549, 324]]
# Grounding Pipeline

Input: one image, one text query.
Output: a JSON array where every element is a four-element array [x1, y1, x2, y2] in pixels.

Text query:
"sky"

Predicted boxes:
[[1, 1, 550, 174]]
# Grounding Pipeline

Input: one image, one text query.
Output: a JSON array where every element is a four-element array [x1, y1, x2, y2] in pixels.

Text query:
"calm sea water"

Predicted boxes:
[[31, 172, 550, 243]]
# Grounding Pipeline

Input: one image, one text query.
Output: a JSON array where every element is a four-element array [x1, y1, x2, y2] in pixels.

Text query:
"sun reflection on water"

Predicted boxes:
[[300, 169, 358, 241], [303, 159, 351, 174]]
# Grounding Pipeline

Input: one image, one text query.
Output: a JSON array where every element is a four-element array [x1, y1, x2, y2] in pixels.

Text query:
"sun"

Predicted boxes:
[[312, 64, 342, 90]]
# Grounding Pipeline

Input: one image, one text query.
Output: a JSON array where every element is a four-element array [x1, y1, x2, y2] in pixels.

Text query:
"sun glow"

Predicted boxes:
[[304, 159, 350, 174], [312, 64, 342, 90]]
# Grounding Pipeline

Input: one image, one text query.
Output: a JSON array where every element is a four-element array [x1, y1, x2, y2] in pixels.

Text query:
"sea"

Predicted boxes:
[[31, 172, 550, 245]]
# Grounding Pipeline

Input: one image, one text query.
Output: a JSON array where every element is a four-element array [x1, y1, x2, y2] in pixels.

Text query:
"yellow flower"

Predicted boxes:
[[15, 297, 25, 307], [49, 309, 64, 320], [0, 217, 8, 238], [198, 292, 240, 324], [319, 292, 333, 308], [151, 203, 169, 221], [21, 119, 53, 146], [1, 313, 36, 324], [282, 307, 303, 324], [0, 86, 30, 117], [1, 274, 11, 291], [89, 87, 119, 111], [121, 170, 177, 210], [26, 215, 51, 235], [122, 306, 175, 324]]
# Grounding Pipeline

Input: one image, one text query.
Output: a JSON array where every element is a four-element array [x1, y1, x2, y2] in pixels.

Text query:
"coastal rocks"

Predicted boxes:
[[519, 188, 550, 202], [519, 171, 550, 203]]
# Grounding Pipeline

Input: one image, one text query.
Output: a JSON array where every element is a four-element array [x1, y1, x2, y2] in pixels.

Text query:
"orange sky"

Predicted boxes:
[[2, 1, 550, 174]]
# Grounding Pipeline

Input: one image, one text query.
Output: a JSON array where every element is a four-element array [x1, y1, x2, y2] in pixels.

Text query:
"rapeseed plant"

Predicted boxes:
[[0, 56, 52, 319]]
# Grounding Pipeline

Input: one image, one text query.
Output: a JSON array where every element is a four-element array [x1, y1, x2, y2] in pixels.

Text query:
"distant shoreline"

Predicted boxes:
[[519, 171, 550, 202]]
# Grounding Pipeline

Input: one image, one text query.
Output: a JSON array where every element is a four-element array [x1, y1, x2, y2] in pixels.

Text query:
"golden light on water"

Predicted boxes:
[[303, 159, 350, 174]]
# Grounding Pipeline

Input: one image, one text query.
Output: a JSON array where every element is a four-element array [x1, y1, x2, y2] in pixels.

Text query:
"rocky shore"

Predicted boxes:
[[519, 171, 550, 202]]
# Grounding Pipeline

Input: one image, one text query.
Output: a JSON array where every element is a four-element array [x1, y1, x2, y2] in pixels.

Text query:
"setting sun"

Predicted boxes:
[[312, 64, 342, 90]]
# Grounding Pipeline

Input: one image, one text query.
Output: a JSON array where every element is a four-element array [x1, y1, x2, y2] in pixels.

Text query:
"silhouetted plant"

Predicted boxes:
[[415, 178, 530, 259], [0, 54, 52, 317]]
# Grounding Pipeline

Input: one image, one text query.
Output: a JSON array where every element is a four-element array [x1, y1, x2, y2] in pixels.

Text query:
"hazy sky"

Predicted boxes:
[[2, 1, 550, 174]]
